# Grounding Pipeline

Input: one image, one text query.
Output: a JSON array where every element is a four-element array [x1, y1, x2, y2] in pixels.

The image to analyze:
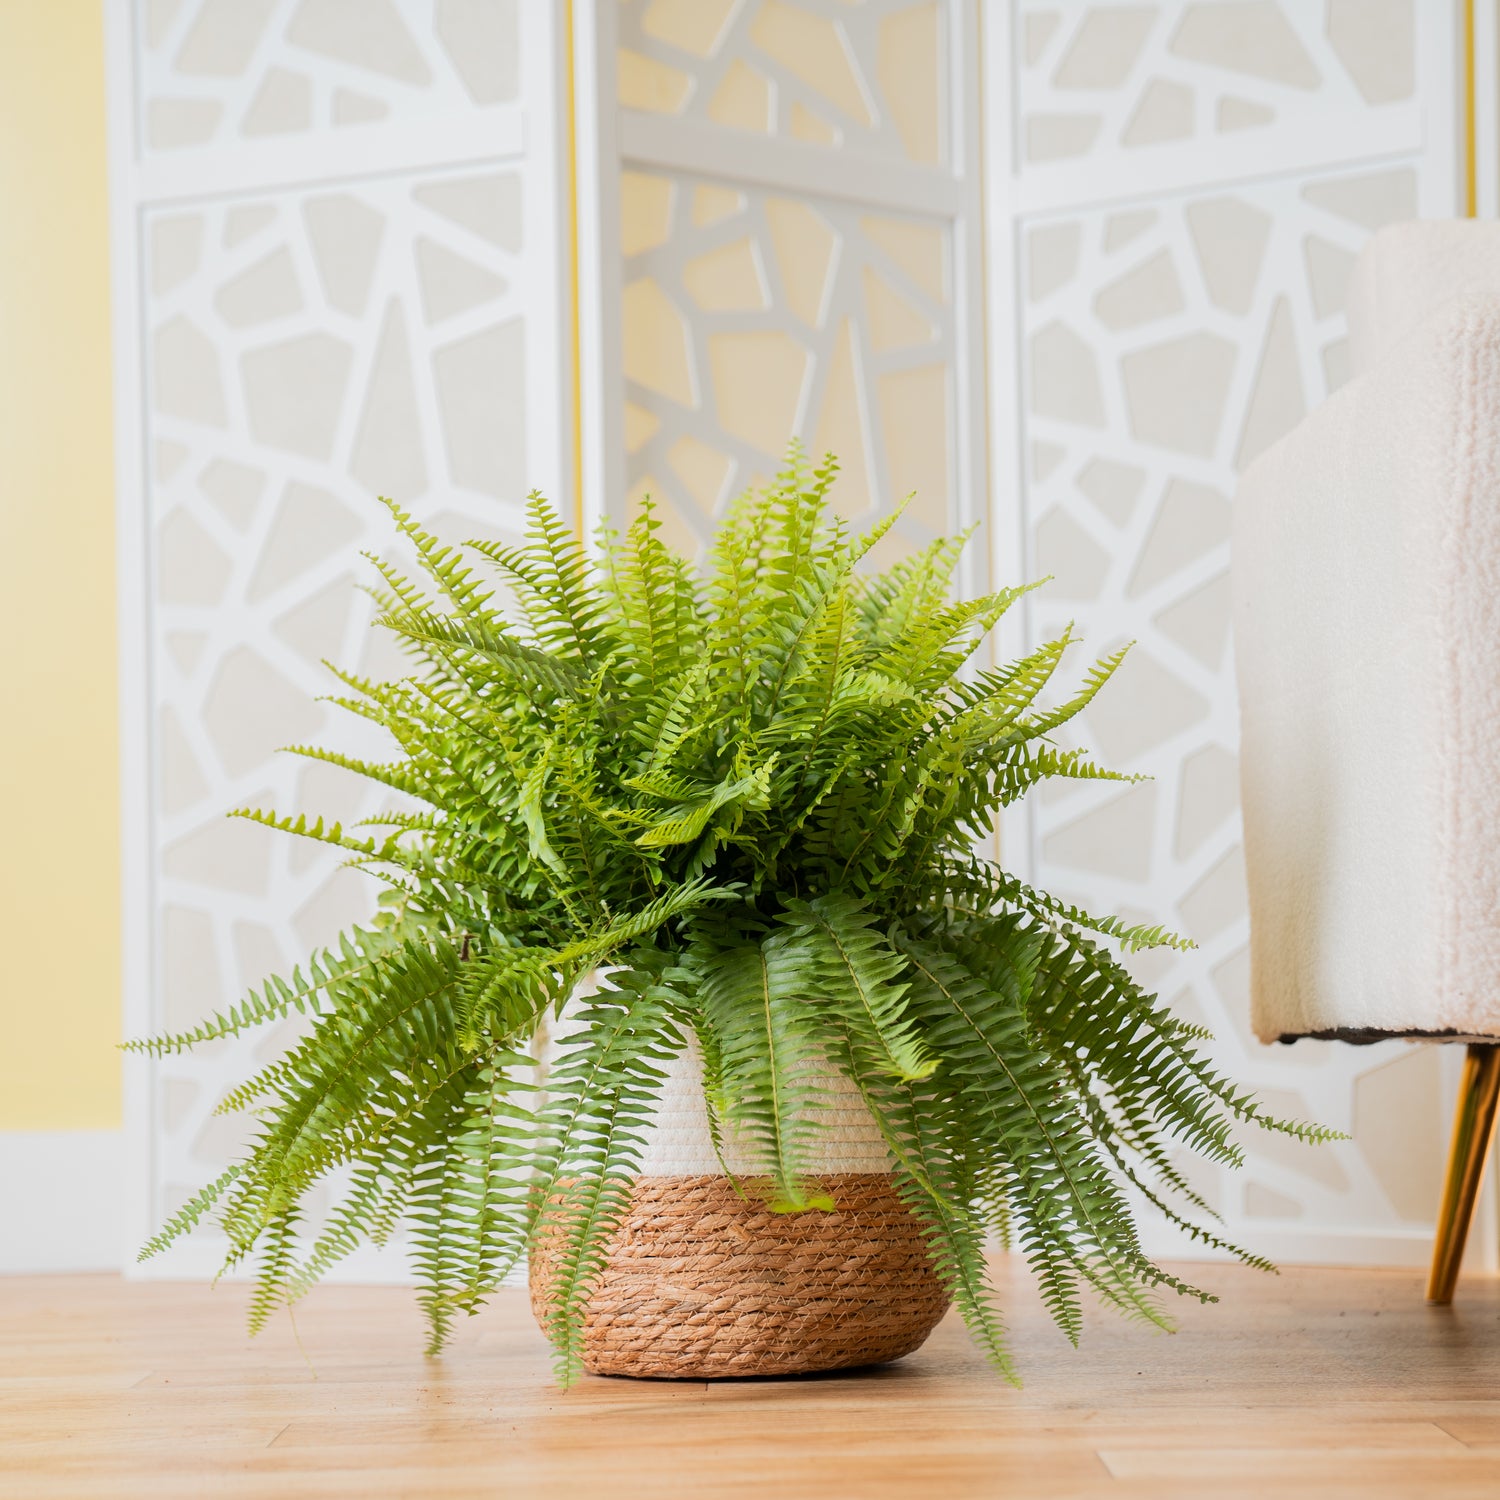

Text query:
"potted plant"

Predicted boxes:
[[132, 452, 1328, 1385]]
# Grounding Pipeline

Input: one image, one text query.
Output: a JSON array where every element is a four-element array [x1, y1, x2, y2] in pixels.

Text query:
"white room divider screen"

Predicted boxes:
[[110, 0, 1483, 1282], [106, 0, 573, 1276]]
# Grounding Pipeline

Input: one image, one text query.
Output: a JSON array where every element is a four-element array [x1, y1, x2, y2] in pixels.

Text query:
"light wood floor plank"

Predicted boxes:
[[2, 1259, 1498, 1498]]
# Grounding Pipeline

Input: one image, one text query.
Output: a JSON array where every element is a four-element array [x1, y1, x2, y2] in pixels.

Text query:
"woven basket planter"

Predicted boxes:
[[530, 985, 949, 1378], [529, 1171, 948, 1378]]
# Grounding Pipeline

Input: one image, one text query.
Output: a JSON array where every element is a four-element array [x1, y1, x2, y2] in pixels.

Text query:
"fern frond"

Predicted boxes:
[[693, 924, 831, 1211], [468, 491, 615, 663], [123, 921, 418, 1057], [783, 894, 933, 1083], [137, 1164, 243, 1261], [529, 972, 682, 1384]]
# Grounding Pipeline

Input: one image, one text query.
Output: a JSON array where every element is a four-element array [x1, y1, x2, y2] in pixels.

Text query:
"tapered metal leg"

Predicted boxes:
[[1426, 1044, 1500, 1305]]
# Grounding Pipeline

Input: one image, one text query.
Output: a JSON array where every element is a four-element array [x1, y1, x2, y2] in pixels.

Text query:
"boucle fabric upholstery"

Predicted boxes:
[[1347, 221, 1500, 377], [540, 969, 892, 1173], [1234, 296, 1500, 1042]]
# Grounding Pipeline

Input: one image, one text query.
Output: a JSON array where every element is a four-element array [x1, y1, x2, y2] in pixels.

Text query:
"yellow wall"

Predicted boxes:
[[0, 0, 120, 1129]]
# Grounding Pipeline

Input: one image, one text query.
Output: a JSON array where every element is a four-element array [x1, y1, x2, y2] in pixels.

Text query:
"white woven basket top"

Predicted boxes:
[[539, 969, 893, 1175]]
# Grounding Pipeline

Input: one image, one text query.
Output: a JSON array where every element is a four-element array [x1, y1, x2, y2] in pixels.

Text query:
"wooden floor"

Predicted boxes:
[[4, 1260, 1499, 1499]]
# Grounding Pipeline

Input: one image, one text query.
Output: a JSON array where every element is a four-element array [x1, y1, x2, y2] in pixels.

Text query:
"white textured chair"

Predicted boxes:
[[1234, 220, 1500, 1303]]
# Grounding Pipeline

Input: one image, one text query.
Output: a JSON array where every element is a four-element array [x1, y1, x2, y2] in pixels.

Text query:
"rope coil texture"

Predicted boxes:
[[529, 1172, 950, 1378]]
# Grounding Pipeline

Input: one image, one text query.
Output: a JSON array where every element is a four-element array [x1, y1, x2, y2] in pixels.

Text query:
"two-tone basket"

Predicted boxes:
[[530, 982, 949, 1378]]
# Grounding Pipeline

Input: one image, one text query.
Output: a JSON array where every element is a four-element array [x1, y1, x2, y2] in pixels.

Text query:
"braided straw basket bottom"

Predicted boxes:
[[529, 1172, 950, 1378]]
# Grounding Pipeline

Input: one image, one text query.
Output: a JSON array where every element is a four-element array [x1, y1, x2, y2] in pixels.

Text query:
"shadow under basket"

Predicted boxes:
[[529, 1172, 950, 1379]]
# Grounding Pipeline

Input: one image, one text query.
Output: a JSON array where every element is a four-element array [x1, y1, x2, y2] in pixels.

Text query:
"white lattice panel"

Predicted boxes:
[[605, 0, 987, 594], [996, 0, 1470, 1264], [617, 0, 950, 165], [136, 0, 519, 150], [1017, 0, 1422, 192], [619, 169, 963, 565], [110, 1, 569, 1275]]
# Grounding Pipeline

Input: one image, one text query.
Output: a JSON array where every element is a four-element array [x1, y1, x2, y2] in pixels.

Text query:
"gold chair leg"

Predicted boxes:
[[1426, 1043, 1500, 1305]]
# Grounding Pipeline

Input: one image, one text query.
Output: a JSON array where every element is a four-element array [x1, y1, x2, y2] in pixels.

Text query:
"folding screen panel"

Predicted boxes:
[[603, 0, 988, 597], [108, 0, 570, 1274], [987, 0, 1473, 1266]]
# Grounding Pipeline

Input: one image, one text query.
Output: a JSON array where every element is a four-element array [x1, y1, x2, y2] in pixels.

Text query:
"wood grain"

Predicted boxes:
[[3, 1259, 1498, 1498]]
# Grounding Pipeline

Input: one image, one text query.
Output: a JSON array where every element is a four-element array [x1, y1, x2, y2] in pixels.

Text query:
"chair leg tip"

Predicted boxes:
[[1424, 1044, 1500, 1310]]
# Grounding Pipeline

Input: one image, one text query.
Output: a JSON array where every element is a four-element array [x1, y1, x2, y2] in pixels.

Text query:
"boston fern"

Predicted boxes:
[[131, 452, 1329, 1384]]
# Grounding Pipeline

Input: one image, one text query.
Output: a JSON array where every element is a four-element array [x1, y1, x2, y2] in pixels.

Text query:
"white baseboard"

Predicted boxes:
[[4, 1126, 1482, 1284], [129, 1236, 416, 1284], [128, 1233, 528, 1289], [1138, 1216, 1441, 1270], [1139, 1202, 1498, 1274], [0, 1130, 125, 1273]]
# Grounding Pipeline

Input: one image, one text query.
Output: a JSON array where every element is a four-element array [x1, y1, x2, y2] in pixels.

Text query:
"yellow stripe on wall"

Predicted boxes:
[[0, 0, 120, 1129]]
